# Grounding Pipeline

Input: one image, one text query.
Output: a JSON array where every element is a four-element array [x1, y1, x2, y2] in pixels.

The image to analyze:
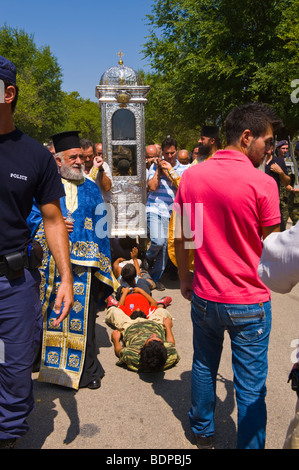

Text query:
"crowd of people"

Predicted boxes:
[[1, 54, 299, 450]]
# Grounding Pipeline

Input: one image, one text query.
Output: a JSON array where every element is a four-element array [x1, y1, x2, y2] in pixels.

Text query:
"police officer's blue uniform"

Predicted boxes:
[[0, 56, 65, 445]]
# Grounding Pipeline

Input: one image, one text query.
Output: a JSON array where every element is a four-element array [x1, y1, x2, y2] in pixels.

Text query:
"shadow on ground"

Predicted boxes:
[[140, 371, 237, 449]]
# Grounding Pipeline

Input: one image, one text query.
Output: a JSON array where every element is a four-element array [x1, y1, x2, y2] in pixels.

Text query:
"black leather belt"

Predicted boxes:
[[0, 242, 43, 279]]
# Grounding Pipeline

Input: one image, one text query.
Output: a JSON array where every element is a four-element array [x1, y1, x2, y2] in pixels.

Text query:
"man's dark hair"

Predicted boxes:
[[225, 103, 283, 145], [121, 263, 136, 284], [130, 310, 147, 320], [161, 137, 177, 150], [140, 340, 167, 371], [80, 138, 96, 155], [4, 80, 19, 113]]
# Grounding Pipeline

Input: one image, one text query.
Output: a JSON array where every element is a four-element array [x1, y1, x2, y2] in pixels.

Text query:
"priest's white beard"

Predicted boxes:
[[60, 163, 85, 181]]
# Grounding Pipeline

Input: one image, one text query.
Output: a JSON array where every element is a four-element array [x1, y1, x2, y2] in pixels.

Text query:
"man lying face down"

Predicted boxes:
[[105, 281, 179, 372]]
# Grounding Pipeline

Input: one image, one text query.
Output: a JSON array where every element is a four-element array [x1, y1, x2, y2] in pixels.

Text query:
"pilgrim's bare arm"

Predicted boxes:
[[92, 156, 112, 192], [98, 170, 112, 192], [147, 167, 161, 191], [262, 223, 281, 240], [270, 162, 291, 187], [163, 317, 175, 345], [111, 330, 123, 357]]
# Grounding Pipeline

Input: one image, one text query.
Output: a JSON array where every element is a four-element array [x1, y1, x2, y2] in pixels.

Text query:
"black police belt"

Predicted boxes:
[[0, 241, 43, 280]]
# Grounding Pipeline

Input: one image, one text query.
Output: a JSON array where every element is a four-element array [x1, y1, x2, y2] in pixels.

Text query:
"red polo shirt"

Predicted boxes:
[[174, 149, 281, 303]]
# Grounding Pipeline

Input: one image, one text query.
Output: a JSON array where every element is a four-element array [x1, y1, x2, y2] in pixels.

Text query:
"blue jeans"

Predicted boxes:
[[190, 293, 272, 449], [146, 212, 170, 282]]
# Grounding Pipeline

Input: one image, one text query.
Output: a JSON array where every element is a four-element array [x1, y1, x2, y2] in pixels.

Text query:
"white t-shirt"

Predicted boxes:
[[258, 222, 299, 293]]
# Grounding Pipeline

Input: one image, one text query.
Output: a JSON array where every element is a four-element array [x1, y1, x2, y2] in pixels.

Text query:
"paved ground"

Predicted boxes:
[[16, 265, 299, 451]]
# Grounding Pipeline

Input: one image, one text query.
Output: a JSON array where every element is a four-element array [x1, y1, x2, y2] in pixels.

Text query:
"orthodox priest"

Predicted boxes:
[[27, 131, 115, 390]]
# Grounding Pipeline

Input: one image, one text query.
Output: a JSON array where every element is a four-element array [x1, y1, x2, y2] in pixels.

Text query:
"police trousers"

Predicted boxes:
[[0, 269, 42, 439]]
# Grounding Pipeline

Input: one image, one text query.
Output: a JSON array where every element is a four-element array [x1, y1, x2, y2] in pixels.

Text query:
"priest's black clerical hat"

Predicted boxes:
[[51, 131, 81, 153], [200, 126, 220, 139]]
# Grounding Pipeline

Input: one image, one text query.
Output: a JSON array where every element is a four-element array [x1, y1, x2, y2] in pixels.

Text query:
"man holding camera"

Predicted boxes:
[[146, 137, 187, 290]]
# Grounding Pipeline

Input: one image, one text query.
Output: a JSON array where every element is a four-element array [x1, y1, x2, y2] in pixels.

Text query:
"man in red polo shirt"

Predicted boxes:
[[174, 103, 283, 449]]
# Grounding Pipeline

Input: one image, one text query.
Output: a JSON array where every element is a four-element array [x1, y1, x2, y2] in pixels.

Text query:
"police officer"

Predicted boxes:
[[0, 56, 73, 448]]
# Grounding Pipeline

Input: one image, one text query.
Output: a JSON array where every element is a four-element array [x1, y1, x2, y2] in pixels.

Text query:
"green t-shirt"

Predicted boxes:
[[117, 320, 179, 372]]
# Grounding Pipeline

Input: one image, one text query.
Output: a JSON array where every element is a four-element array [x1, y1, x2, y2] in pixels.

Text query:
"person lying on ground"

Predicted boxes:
[[107, 285, 172, 318], [105, 302, 179, 372], [114, 248, 155, 300]]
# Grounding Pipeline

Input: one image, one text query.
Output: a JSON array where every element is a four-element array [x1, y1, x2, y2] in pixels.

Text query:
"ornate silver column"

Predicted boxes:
[[95, 52, 150, 239]]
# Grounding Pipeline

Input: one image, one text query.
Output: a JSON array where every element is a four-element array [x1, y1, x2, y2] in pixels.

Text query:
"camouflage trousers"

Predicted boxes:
[[280, 187, 299, 227]]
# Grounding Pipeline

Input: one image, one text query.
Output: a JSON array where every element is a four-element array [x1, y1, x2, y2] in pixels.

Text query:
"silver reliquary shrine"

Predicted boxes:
[[95, 52, 150, 239]]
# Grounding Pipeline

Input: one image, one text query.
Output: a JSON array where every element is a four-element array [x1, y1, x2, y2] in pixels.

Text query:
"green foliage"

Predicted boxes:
[[141, 70, 201, 150], [59, 92, 102, 143], [143, 0, 299, 138], [0, 24, 64, 142], [0, 24, 102, 143]]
